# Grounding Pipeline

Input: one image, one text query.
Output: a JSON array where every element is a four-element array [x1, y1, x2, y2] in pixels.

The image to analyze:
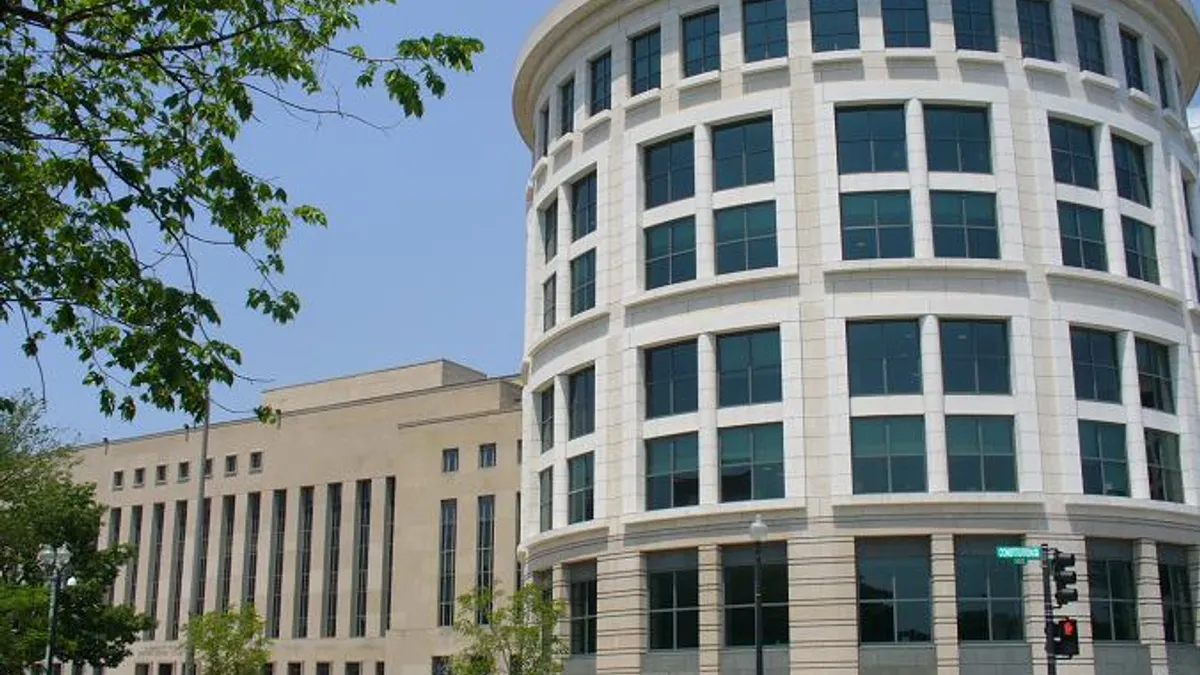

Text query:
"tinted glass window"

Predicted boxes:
[[568, 367, 595, 440], [837, 106, 907, 174], [646, 552, 700, 650], [645, 135, 695, 208], [851, 416, 927, 494], [1071, 328, 1120, 403], [955, 536, 1024, 640], [857, 538, 933, 643], [713, 117, 774, 190], [1088, 541, 1138, 641], [715, 202, 778, 274], [931, 191, 998, 259], [1145, 429, 1183, 503], [1049, 119, 1097, 189], [570, 250, 596, 316], [1074, 11, 1105, 74], [841, 192, 913, 260], [1159, 545, 1196, 644], [682, 9, 721, 77], [717, 328, 782, 406], [1122, 217, 1158, 284], [946, 416, 1016, 492], [940, 320, 1009, 394], [1111, 135, 1150, 206], [812, 0, 860, 52], [848, 319, 922, 396], [571, 172, 597, 240], [1120, 29, 1144, 91], [1016, 0, 1055, 61], [1135, 339, 1173, 412], [952, 0, 996, 51], [631, 29, 662, 95], [1058, 201, 1107, 271], [1079, 421, 1128, 497], [743, 0, 789, 61], [719, 423, 785, 502], [589, 52, 611, 114], [925, 106, 991, 173], [882, 0, 930, 48], [723, 543, 789, 646], [645, 340, 699, 418], [646, 434, 700, 510], [645, 217, 697, 290]]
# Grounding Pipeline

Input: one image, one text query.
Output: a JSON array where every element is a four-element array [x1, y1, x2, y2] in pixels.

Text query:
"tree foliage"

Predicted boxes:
[[0, 390, 153, 675], [0, 0, 483, 421], [186, 605, 271, 675], [452, 583, 567, 675]]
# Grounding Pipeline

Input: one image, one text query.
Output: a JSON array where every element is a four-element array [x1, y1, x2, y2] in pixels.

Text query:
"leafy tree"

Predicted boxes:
[[0, 390, 153, 675], [1, 0, 483, 422], [452, 583, 567, 675], [186, 605, 271, 675]]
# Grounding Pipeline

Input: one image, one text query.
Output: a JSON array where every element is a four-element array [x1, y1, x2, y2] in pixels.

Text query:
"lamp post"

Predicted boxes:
[[748, 515, 768, 675], [37, 544, 72, 675]]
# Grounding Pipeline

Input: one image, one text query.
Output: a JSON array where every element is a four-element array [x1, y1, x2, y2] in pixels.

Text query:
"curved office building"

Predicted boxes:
[[514, 0, 1200, 673]]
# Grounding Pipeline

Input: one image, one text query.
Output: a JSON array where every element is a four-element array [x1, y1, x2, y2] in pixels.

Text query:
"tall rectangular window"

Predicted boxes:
[[1088, 540, 1138, 641], [1155, 53, 1170, 109], [851, 416, 927, 494], [722, 543, 789, 646], [539, 468, 554, 532], [645, 217, 697, 288], [646, 433, 700, 510], [1079, 421, 1129, 496], [194, 499, 210, 615], [165, 501, 187, 640], [1136, 338, 1173, 412], [106, 509, 122, 605], [1071, 328, 1120, 402], [841, 191, 914, 260], [743, 0, 788, 61], [124, 505, 143, 607], [1016, 0, 1055, 61], [931, 191, 998, 259], [567, 562, 598, 655], [882, 0, 930, 48], [266, 490, 287, 638], [320, 484, 342, 638], [589, 51, 611, 114], [293, 487, 313, 638], [1159, 544, 1196, 644], [1120, 29, 1144, 91], [542, 275, 557, 332], [1058, 201, 1107, 271], [715, 202, 777, 274], [216, 496, 234, 611], [558, 77, 575, 136], [442, 447, 459, 473], [952, 0, 996, 51], [1146, 429, 1183, 503], [647, 550, 700, 650], [719, 423, 785, 502], [836, 106, 907, 174], [571, 172, 597, 240], [1122, 217, 1159, 284], [946, 416, 1017, 492], [682, 9, 720, 77], [538, 385, 555, 452], [1074, 10, 1106, 74], [717, 328, 782, 406], [812, 0, 860, 52], [955, 536, 1024, 640], [570, 250, 596, 316], [940, 319, 1009, 394], [925, 107, 991, 173], [1049, 119, 1098, 189], [847, 319, 922, 396], [541, 201, 557, 263], [1183, 178, 1195, 234], [144, 503, 165, 639], [538, 105, 549, 157], [644, 134, 695, 208], [856, 538, 933, 643], [475, 495, 495, 625], [1112, 135, 1150, 206], [630, 28, 662, 95], [437, 499, 457, 627], [645, 339, 699, 418], [380, 477, 396, 635], [713, 117, 774, 190], [243, 494, 263, 606], [478, 444, 496, 469], [350, 481, 371, 637], [568, 368, 595, 439], [568, 453, 595, 524]]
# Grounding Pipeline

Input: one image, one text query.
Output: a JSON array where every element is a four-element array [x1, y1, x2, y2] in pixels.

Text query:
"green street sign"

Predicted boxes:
[[996, 545, 1042, 562]]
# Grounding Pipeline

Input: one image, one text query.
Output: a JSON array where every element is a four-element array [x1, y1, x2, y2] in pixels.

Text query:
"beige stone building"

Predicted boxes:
[[72, 360, 522, 675]]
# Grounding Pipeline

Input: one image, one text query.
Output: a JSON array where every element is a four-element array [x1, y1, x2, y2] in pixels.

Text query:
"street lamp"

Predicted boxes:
[[37, 544, 72, 675], [748, 515, 768, 675]]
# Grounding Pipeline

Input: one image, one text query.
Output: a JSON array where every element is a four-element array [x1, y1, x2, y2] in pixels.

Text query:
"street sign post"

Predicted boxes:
[[995, 545, 1042, 562]]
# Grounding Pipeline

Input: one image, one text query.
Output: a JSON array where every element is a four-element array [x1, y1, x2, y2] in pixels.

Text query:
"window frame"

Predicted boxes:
[[840, 191, 914, 260], [630, 28, 662, 96], [571, 172, 598, 240], [1058, 201, 1107, 271], [946, 415, 1017, 493], [1073, 9, 1106, 75], [836, 106, 908, 174], [589, 51, 612, 115], [851, 416, 928, 495], [558, 77, 575, 136], [721, 543, 790, 646], [712, 116, 775, 191], [1119, 28, 1145, 92], [931, 191, 999, 260], [644, 134, 696, 209], [1049, 119, 1098, 189], [856, 538, 933, 643], [538, 385, 555, 453], [538, 468, 554, 532], [644, 340, 699, 419], [681, 8, 721, 78], [645, 216, 697, 290], [1145, 429, 1183, 503], [742, 0, 789, 62], [1078, 420, 1129, 497], [715, 201, 778, 274], [542, 274, 556, 332], [1122, 216, 1159, 284], [568, 367, 596, 440], [567, 453, 595, 524], [570, 249, 597, 316], [716, 327, 782, 407], [881, 0, 931, 48], [939, 319, 1010, 394], [645, 433, 701, 511], [567, 562, 599, 654], [541, 200, 558, 262], [951, 0, 996, 52], [1135, 338, 1173, 413], [1070, 327, 1121, 403], [1159, 545, 1196, 644], [718, 423, 785, 502], [1087, 542, 1139, 641], [1016, 0, 1056, 61], [954, 536, 1025, 641], [924, 106, 992, 174], [811, 0, 860, 52], [646, 551, 700, 651], [478, 444, 496, 469], [1111, 135, 1150, 206], [441, 448, 458, 474], [847, 319, 923, 397]]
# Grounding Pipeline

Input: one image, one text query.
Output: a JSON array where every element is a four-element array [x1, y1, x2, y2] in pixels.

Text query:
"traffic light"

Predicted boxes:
[[1052, 549, 1078, 607], [1053, 618, 1080, 658]]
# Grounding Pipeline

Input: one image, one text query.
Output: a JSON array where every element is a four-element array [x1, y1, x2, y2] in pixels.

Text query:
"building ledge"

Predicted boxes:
[[1022, 57, 1067, 76], [625, 88, 661, 112], [623, 500, 806, 541], [832, 493, 1048, 527], [1128, 88, 1158, 111], [1164, 108, 1187, 132], [956, 49, 1004, 65], [812, 49, 863, 66], [528, 308, 610, 361], [548, 132, 574, 157], [579, 109, 612, 134], [677, 69, 721, 92], [1045, 266, 1182, 306], [742, 56, 789, 75], [1080, 70, 1120, 92], [884, 47, 936, 62], [824, 257, 1027, 278], [625, 266, 798, 312]]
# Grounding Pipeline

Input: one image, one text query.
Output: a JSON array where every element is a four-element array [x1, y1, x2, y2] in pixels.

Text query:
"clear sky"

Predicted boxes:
[[3, 0, 1200, 443]]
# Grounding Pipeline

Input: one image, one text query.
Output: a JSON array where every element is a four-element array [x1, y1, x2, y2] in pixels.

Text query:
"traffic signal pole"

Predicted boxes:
[[1041, 544, 1058, 675]]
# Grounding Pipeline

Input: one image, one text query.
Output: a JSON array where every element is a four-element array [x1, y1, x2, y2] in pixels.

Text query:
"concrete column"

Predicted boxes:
[[595, 551, 645, 675], [698, 545, 721, 675], [1135, 539, 1168, 674], [694, 124, 716, 281], [1095, 123, 1127, 275], [1120, 333, 1150, 500], [698, 333, 720, 505], [908, 98, 934, 259], [788, 535, 858, 673], [931, 534, 960, 675], [922, 315, 948, 493]]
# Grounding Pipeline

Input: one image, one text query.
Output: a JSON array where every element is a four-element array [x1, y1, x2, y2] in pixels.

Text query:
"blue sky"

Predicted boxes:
[[4, 0, 1200, 443]]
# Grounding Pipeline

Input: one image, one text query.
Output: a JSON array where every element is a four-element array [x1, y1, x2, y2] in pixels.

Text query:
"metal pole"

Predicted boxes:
[[44, 566, 60, 675], [183, 390, 211, 675], [754, 539, 764, 675], [1041, 543, 1057, 675]]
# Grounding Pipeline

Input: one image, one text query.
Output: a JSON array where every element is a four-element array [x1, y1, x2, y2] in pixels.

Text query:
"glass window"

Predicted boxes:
[[1146, 429, 1183, 503], [1088, 540, 1139, 641], [647, 551, 700, 650], [1074, 10, 1105, 74], [713, 117, 774, 190], [716, 202, 777, 274], [645, 134, 695, 208], [538, 468, 553, 532], [931, 191, 999, 259], [719, 423, 785, 502], [722, 543, 789, 646], [571, 172, 597, 240], [441, 448, 458, 474], [1157, 54, 1172, 109], [542, 275, 556, 332], [1159, 545, 1196, 644], [538, 105, 550, 157], [851, 416, 927, 494], [472, 493, 493, 626], [682, 9, 721, 77], [940, 319, 1009, 394], [436, 499, 456, 626], [1058, 201, 1107, 271], [569, 367, 596, 439], [925, 106, 991, 173], [630, 28, 662, 95], [836, 106, 907, 174], [1120, 29, 1144, 91], [1183, 178, 1195, 234], [559, 78, 575, 136], [570, 250, 596, 316], [645, 217, 696, 289], [1112, 135, 1150, 206], [717, 328, 782, 406], [645, 340, 699, 418], [646, 433, 700, 510], [841, 192, 913, 260], [589, 51, 612, 114], [882, 0, 930, 48], [1071, 328, 1120, 403], [857, 538, 933, 643], [1079, 421, 1129, 497], [743, 0, 788, 62], [812, 0, 860, 52], [847, 319, 922, 396], [1136, 339, 1173, 413], [1016, 0, 1055, 61], [951, 0, 996, 51], [955, 536, 1024, 640], [1049, 119, 1097, 189], [947, 416, 1017, 492], [1122, 217, 1159, 285], [478, 444, 496, 469], [541, 201, 558, 262], [567, 562, 598, 654], [538, 386, 555, 453], [568, 453, 595, 524]]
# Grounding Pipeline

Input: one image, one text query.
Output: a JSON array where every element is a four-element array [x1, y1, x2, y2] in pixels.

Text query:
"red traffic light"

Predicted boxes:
[[1062, 619, 1075, 636], [1054, 618, 1080, 658]]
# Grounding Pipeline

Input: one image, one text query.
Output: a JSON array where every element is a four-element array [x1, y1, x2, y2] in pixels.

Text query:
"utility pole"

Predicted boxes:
[[183, 389, 212, 675]]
